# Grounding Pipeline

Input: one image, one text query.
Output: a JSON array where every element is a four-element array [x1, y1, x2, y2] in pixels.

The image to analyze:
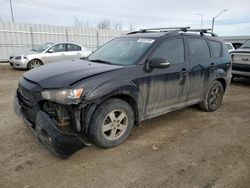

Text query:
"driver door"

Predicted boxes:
[[42, 43, 67, 64], [144, 37, 189, 117]]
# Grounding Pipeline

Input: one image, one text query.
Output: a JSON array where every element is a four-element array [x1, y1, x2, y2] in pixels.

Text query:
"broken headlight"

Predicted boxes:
[[41, 88, 84, 104]]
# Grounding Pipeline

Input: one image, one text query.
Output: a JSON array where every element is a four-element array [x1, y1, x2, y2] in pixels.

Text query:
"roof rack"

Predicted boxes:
[[126, 27, 218, 37], [127, 27, 190, 34], [140, 27, 191, 32], [181, 28, 218, 37]]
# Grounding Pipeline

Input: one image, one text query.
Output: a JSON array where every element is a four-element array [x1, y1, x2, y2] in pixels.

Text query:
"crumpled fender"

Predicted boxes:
[[85, 79, 142, 105]]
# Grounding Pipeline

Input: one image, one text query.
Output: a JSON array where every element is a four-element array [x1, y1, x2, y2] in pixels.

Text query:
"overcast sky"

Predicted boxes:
[[0, 0, 250, 36]]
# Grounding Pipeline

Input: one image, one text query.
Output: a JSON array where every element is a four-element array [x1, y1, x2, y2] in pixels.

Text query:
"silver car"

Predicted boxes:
[[9, 42, 92, 69]]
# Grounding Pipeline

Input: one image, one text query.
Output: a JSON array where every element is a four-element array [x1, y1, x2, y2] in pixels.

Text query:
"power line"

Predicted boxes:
[[3, 0, 171, 21]]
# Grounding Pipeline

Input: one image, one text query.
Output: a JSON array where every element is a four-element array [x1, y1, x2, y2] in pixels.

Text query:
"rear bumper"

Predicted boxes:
[[14, 96, 90, 158]]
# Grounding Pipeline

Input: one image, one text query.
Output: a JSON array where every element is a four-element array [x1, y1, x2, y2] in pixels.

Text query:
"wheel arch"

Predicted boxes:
[[27, 58, 43, 69], [83, 92, 140, 134], [216, 78, 226, 92]]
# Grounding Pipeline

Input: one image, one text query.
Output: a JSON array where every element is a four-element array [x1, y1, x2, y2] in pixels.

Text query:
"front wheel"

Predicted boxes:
[[27, 59, 43, 70], [199, 81, 224, 112], [89, 98, 134, 148]]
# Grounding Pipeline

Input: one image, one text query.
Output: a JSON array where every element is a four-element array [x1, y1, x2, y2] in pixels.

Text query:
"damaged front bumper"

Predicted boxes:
[[14, 96, 91, 158]]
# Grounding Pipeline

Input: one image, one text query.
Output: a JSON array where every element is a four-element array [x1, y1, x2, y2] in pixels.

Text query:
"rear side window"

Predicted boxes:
[[67, 44, 81, 51], [209, 40, 222, 58], [152, 38, 185, 64], [188, 38, 210, 62]]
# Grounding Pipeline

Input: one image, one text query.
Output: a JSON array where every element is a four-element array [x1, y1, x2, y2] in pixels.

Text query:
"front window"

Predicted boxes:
[[240, 39, 250, 49], [151, 38, 185, 64], [88, 38, 155, 65], [49, 44, 66, 52], [33, 43, 53, 52]]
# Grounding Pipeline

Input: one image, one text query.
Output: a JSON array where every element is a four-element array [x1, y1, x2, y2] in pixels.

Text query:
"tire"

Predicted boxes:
[[89, 98, 134, 148], [199, 81, 224, 112], [27, 59, 43, 70]]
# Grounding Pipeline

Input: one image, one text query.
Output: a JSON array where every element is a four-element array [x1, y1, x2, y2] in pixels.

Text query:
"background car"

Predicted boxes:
[[9, 42, 92, 70], [225, 42, 235, 52], [230, 39, 250, 79]]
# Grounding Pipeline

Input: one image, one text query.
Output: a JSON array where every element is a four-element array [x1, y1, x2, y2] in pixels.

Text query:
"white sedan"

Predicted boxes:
[[9, 42, 92, 70]]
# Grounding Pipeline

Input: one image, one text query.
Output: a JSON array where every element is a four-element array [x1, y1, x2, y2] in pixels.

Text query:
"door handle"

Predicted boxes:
[[181, 68, 187, 75], [179, 68, 187, 85]]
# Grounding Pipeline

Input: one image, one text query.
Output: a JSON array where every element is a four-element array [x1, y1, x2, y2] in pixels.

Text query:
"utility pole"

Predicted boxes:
[[195, 13, 203, 29], [9, 0, 15, 22], [211, 10, 227, 33]]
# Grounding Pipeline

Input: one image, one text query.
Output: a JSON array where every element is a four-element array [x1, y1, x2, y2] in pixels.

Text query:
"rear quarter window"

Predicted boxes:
[[188, 38, 210, 62], [209, 40, 222, 58]]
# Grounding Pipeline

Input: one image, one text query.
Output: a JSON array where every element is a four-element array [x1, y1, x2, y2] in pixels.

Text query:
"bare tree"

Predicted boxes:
[[83, 21, 90, 28], [73, 16, 82, 27], [97, 19, 111, 29], [112, 20, 123, 30]]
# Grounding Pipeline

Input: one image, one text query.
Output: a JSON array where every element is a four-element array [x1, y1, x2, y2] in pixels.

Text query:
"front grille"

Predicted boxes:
[[232, 54, 250, 65], [17, 85, 36, 123], [232, 64, 250, 72], [18, 84, 32, 100]]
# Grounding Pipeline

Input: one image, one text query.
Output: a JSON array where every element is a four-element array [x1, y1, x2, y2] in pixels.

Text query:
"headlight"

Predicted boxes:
[[15, 56, 22, 60], [41, 88, 84, 104]]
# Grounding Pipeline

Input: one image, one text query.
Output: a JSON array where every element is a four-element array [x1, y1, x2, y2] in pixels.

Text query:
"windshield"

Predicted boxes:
[[33, 43, 54, 52], [240, 39, 250, 49], [226, 44, 233, 50], [88, 38, 155, 65]]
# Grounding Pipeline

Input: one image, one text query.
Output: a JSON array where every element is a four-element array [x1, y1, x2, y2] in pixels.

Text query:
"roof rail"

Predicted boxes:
[[181, 28, 218, 37], [126, 27, 218, 37], [139, 27, 191, 32], [126, 27, 190, 35]]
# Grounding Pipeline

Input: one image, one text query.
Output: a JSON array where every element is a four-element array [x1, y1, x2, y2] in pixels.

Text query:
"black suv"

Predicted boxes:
[[14, 27, 232, 157]]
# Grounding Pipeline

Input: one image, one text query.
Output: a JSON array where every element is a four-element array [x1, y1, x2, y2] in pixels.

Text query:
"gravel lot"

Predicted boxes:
[[0, 63, 250, 188]]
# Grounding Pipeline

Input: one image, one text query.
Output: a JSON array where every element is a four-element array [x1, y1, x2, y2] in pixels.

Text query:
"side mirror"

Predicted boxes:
[[148, 57, 171, 70], [48, 49, 54, 53]]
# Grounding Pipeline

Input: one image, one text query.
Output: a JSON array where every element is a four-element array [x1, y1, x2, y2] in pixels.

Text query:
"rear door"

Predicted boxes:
[[144, 37, 189, 117], [65, 43, 83, 59], [186, 37, 212, 102]]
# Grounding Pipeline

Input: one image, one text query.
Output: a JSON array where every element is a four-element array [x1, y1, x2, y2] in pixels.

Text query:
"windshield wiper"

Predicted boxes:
[[241, 47, 250, 49], [89, 59, 112, 64]]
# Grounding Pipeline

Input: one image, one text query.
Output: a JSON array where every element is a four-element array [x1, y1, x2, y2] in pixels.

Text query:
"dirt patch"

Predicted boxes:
[[0, 64, 250, 188]]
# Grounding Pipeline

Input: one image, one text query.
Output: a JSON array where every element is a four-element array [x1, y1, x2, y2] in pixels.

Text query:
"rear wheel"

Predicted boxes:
[[199, 81, 224, 112], [89, 98, 134, 148], [27, 59, 43, 70]]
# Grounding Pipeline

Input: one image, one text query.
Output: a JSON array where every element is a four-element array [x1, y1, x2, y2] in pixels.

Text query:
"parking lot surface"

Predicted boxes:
[[0, 63, 250, 188]]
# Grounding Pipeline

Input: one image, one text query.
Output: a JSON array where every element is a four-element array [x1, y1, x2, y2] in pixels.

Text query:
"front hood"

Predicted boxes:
[[230, 48, 250, 54], [11, 49, 40, 56], [23, 60, 123, 88]]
